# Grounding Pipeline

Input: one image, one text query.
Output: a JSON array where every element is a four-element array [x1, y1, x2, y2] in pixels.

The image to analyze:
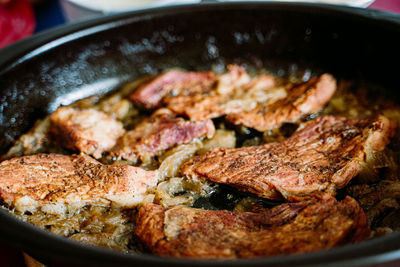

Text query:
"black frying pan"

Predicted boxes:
[[1, 2, 400, 266]]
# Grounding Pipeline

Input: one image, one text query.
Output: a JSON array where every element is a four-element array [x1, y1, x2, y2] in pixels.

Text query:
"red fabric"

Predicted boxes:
[[0, 0, 35, 49], [370, 0, 400, 13]]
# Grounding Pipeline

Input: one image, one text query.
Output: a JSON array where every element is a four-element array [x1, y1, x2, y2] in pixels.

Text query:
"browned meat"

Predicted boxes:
[[130, 70, 216, 109], [138, 66, 335, 132], [135, 196, 369, 258], [0, 153, 158, 213], [111, 109, 215, 162], [49, 107, 125, 159], [166, 65, 277, 121], [165, 68, 335, 130], [226, 73, 337, 131], [182, 115, 396, 201], [130, 65, 277, 121]]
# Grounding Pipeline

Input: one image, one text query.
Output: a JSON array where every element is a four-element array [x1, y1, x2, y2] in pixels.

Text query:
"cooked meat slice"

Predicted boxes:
[[214, 64, 252, 94], [135, 196, 369, 258], [166, 65, 278, 121], [130, 65, 282, 122], [2, 117, 51, 160], [130, 70, 216, 109], [166, 93, 226, 121], [166, 69, 334, 129], [111, 109, 215, 162], [182, 115, 396, 200], [49, 107, 125, 159], [226, 73, 337, 131], [0, 153, 158, 213]]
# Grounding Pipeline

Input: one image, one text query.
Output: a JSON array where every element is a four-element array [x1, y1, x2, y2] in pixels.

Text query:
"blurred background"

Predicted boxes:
[[0, 0, 400, 49]]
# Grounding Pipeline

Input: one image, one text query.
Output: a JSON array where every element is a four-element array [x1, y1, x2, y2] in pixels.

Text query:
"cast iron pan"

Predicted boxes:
[[1, 2, 400, 266]]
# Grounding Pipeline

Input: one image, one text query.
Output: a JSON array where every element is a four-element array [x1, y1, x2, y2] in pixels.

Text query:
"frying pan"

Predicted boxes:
[[1, 2, 400, 266]]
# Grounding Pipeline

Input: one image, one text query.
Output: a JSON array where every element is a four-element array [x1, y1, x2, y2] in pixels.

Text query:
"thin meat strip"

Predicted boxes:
[[135, 196, 369, 258], [130, 69, 216, 109], [165, 64, 257, 120], [182, 115, 396, 200], [111, 109, 215, 162], [49, 107, 125, 159], [226, 73, 337, 131], [0, 153, 158, 213], [130, 65, 278, 121]]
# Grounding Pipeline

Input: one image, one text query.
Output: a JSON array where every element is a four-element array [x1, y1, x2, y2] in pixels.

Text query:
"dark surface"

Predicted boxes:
[[0, 242, 26, 267], [1, 2, 400, 266], [34, 0, 66, 33]]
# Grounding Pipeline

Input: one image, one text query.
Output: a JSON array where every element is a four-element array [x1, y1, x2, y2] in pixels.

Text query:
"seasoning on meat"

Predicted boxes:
[[161, 66, 335, 130], [226, 73, 337, 131], [130, 69, 216, 109], [111, 109, 215, 162], [0, 153, 158, 213], [135, 196, 369, 258], [182, 115, 396, 201], [49, 107, 125, 159], [166, 65, 277, 121]]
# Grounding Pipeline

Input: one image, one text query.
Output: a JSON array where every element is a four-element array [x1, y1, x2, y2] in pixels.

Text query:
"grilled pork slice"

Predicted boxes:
[[182, 115, 396, 200], [166, 65, 277, 121], [130, 66, 335, 131], [164, 67, 335, 130], [165, 69, 276, 120], [226, 73, 337, 131], [49, 107, 125, 159], [0, 154, 158, 213], [135, 196, 369, 258], [130, 69, 216, 109], [111, 109, 215, 162], [130, 65, 275, 121]]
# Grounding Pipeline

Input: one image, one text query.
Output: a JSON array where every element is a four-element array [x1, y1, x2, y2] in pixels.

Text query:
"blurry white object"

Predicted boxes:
[[61, 0, 200, 21], [60, 0, 375, 22], [218, 0, 375, 8], [69, 0, 200, 12]]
